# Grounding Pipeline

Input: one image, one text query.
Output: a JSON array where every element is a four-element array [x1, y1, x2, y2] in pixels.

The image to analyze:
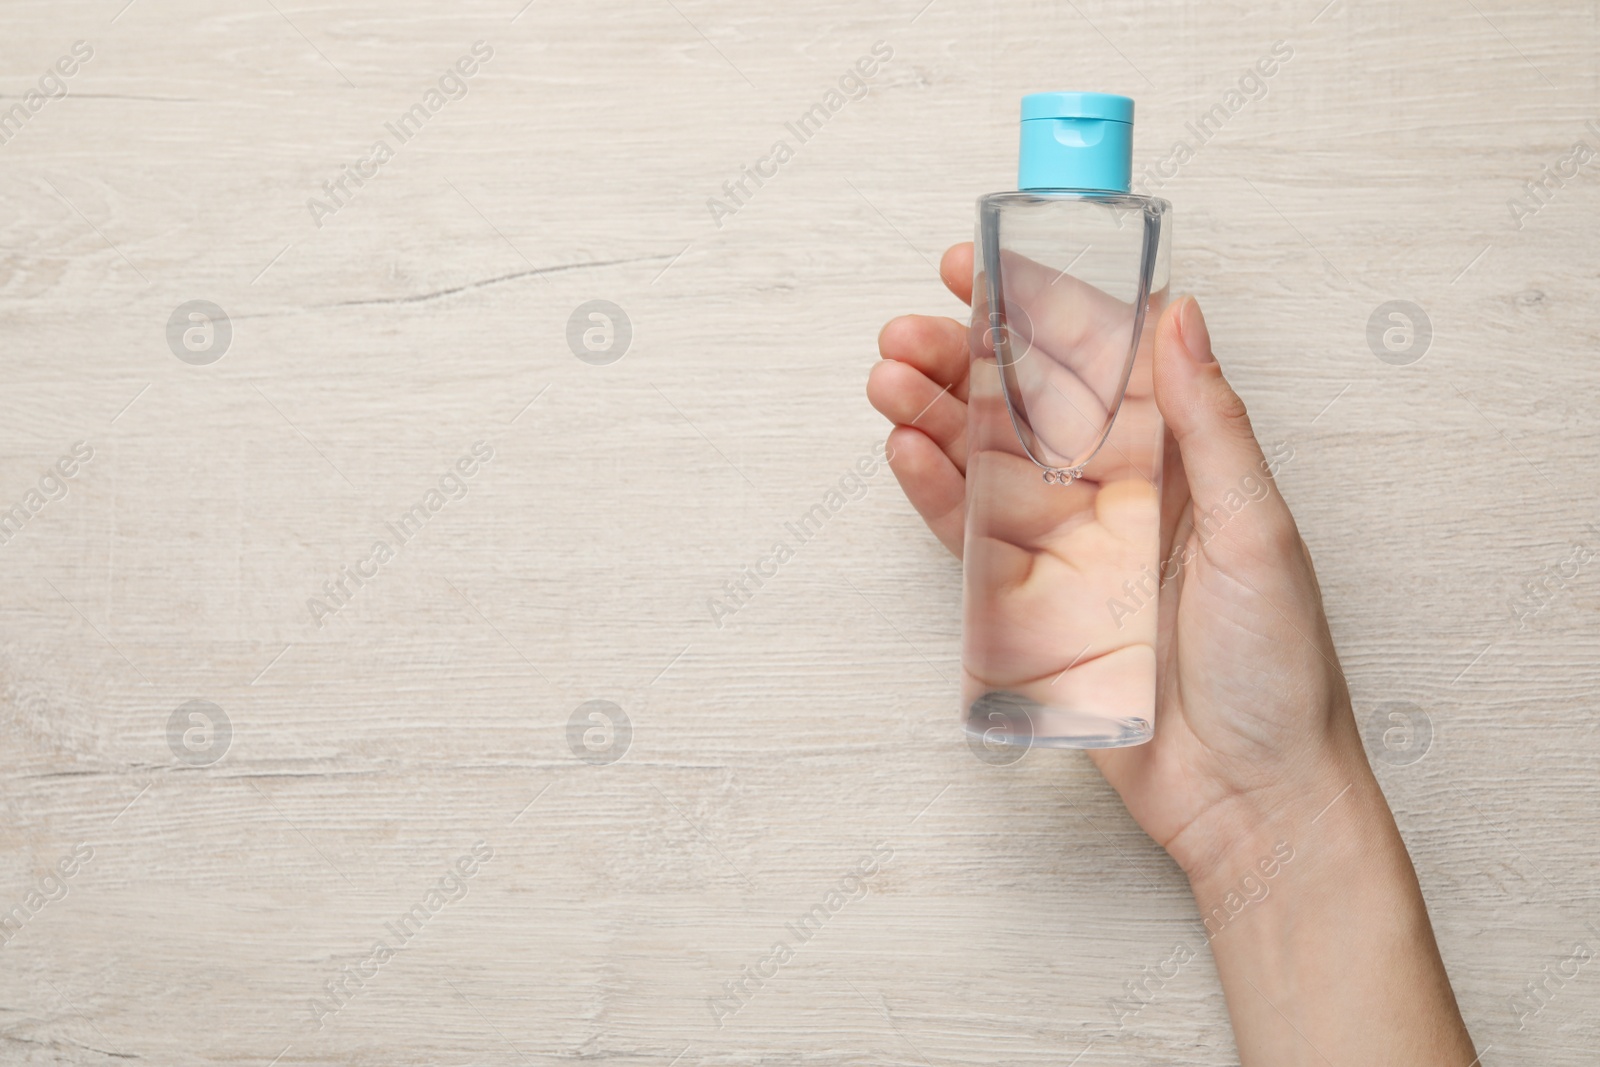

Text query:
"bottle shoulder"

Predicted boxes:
[[978, 190, 1171, 215]]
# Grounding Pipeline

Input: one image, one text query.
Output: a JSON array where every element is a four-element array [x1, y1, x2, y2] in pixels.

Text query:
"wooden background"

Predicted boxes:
[[2, 0, 1597, 1063]]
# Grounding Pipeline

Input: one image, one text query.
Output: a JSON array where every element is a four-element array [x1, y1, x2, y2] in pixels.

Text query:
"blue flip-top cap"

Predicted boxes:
[[1018, 92, 1134, 193]]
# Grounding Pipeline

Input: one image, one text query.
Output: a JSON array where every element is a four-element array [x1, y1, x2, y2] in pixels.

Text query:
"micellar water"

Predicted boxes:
[[963, 92, 1172, 749]]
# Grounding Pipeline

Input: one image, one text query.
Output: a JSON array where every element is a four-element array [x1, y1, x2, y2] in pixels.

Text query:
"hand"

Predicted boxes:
[[868, 242, 1368, 882], [872, 243, 1477, 1065]]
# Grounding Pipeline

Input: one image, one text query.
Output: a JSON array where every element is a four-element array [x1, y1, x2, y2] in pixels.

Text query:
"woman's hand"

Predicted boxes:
[[869, 242, 1363, 879], [869, 243, 1477, 1064]]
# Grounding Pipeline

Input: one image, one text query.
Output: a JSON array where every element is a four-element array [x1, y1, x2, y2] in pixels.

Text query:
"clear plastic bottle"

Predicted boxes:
[[963, 93, 1172, 750]]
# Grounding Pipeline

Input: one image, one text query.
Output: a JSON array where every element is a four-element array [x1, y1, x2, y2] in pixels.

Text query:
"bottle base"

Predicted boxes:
[[964, 690, 1153, 750]]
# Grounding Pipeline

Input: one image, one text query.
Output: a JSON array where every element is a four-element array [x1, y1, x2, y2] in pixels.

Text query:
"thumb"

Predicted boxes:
[[1153, 296, 1296, 553]]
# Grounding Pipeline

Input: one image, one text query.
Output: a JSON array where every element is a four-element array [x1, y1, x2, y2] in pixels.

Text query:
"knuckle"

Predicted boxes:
[[1212, 382, 1253, 435]]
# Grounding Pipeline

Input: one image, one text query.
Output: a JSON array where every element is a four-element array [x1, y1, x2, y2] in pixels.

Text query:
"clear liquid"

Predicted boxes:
[[962, 193, 1169, 749]]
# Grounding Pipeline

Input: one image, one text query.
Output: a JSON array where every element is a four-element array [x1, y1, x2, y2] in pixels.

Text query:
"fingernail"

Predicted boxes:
[[1177, 297, 1214, 364]]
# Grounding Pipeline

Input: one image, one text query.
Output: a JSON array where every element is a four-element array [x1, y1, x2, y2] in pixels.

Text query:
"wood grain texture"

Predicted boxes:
[[1, 0, 1597, 1063]]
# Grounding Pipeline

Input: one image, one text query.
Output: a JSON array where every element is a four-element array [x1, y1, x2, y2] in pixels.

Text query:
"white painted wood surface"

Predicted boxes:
[[2, 1, 1597, 1063]]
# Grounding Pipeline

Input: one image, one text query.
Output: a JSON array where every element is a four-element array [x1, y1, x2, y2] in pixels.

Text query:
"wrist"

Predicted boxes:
[[1174, 725, 1390, 897], [1180, 732, 1477, 1065]]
